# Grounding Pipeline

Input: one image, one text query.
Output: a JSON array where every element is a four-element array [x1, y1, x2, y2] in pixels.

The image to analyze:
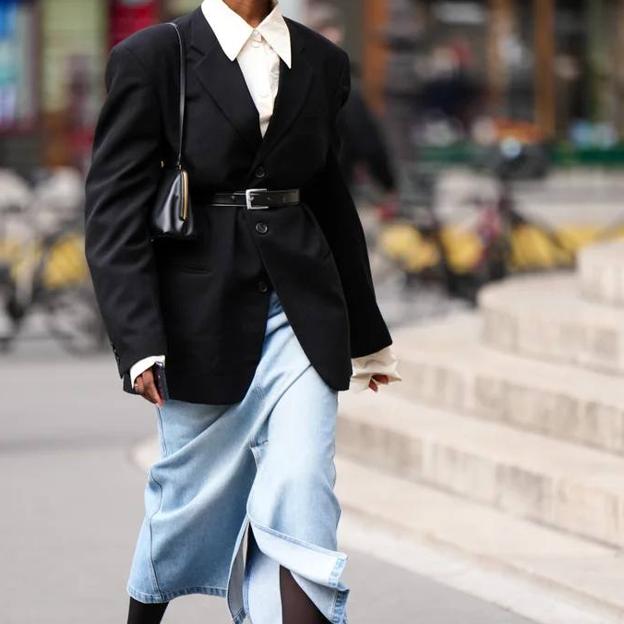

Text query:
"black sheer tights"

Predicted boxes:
[[248, 523, 330, 624], [279, 562, 330, 623], [125, 526, 330, 624], [126, 597, 168, 624]]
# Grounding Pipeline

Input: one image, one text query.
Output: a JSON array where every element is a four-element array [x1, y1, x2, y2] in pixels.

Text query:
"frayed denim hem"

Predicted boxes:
[[127, 582, 228, 604], [329, 580, 349, 624]]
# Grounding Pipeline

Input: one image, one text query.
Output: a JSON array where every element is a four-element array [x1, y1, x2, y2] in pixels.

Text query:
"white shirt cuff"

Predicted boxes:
[[349, 345, 403, 393], [130, 355, 166, 388]]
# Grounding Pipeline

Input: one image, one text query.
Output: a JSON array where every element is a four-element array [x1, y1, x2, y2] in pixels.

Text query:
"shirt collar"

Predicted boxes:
[[200, 0, 292, 68]]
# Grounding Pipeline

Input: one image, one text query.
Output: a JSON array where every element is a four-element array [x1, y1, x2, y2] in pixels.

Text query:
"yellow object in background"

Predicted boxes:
[[439, 227, 484, 273], [378, 220, 624, 275], [41, 234, 89, 289], [0, 233, 89, 291], [509, 225, 570, 269], [377, 222, 484, 274], [378, 223, 440, 272]]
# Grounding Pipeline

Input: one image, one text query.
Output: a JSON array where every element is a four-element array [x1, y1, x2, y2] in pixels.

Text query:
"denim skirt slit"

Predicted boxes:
[[126, 288, 350, 624]]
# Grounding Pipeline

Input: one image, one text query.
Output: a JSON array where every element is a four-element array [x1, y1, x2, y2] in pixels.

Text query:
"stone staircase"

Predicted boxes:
[[336, 241, 624, 622]]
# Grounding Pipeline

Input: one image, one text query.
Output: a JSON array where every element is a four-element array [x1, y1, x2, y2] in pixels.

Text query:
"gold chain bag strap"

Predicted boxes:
[[149, 21, 197, 240]]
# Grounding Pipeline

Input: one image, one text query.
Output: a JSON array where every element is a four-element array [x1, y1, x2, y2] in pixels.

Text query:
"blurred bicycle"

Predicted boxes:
[[0, 168, 106, 355], [371, 120, 624, 303]]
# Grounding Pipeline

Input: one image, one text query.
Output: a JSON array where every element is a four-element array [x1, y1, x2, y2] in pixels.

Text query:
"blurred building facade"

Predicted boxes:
[[0, 0, 186, 175], [373, 0, 624, 164], [2, 0, 624, 174]]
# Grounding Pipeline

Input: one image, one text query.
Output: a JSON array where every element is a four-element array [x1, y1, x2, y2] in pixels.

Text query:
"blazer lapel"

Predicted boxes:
[[188, 9, 314, 171], [189, 6, 262, 152], [249, 19, 314, 172]]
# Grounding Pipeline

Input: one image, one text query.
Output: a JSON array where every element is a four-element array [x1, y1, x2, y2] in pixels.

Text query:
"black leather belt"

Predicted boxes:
[[208, 188, 300, 210]]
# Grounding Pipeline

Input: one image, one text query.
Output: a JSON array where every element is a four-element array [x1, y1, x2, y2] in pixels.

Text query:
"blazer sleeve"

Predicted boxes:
[[84, 43, 168, 379], [305, 50, 393, 358]]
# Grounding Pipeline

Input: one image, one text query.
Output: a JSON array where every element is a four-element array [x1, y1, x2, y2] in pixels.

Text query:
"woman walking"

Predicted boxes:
[[84, 1, 401, 623]]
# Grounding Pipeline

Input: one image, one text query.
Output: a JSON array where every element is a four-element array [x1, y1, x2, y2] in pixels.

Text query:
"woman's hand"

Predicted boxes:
[[134, 366, 165, 407], [368, 374, 389, 392]]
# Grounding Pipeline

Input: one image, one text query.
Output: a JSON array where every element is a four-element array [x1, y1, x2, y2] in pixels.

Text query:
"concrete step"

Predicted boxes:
[[477, 273, 624, 375], [389, 313, 624, 456], [335, 455, 624, 623], [337, 388, 624, 547], [578, 240, 624, 307]]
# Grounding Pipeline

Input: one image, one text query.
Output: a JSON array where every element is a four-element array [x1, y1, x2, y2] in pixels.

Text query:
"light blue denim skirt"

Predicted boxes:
[[126, 289, 350, 624]]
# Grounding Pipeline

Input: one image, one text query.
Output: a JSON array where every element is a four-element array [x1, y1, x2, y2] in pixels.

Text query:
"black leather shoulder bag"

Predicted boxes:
[[149, 21, 197, 240]]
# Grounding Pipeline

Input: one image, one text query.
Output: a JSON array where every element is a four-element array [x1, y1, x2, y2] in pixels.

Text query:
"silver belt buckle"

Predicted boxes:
[[245, 188, 269, 210]]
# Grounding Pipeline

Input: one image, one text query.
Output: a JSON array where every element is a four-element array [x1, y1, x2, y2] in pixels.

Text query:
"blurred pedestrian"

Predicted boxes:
[[418, 39, 482, 142], [306, 3, 399, 210], [84, 1, 401, 624]]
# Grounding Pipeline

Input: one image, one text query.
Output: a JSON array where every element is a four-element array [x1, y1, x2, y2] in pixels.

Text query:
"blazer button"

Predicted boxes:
[[254, 165, 266, 179], [257, 279, 269, 293], [255, 222, 268, 234]]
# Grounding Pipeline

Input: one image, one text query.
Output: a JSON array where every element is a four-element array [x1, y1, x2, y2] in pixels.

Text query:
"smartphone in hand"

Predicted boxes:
[[153, 361, 170, 402]]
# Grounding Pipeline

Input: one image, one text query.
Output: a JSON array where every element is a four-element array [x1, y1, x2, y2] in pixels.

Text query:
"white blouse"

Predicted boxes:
[[130, 0, 403, 393]]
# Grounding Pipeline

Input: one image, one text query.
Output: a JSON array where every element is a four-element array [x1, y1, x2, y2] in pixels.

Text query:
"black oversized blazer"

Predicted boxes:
[[84, 6, 393, 405]]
